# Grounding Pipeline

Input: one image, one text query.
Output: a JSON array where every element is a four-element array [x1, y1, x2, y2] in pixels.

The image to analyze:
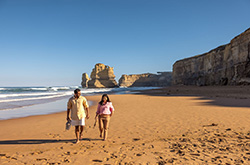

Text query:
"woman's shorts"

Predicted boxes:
[[71, 118, 85, 126]]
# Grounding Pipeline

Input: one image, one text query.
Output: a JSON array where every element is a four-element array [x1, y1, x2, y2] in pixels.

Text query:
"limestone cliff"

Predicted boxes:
[[88, 63, 118, 88], [119, 72, 172, 87], [81, 73, 90, 88], [173, 28, 250, 86]]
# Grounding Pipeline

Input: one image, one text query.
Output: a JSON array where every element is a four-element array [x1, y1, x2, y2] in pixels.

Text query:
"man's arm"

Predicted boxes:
[[82, 97, 90, 119], [67, 109, 71, 121], [67, 99, 72, 121], [85, 107, 90, 119]]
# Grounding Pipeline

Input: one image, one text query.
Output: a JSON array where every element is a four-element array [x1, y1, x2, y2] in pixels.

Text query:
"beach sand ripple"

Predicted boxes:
[[0, 93, 250, 164]]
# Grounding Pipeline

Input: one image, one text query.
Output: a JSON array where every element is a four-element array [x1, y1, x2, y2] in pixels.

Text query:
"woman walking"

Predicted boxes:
[[95, 94, 115, 141]]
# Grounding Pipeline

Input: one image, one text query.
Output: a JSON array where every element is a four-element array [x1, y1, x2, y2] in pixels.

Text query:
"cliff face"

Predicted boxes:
[[119, 74, 149, 87], [173, 28, 250, 86], [119, 72, 172, 87], [88, 63, 118, 88], [81, 73, 90, 88]]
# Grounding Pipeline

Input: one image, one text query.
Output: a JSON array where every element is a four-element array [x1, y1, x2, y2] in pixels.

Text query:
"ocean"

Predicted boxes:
[[0, 86, 158, 120]]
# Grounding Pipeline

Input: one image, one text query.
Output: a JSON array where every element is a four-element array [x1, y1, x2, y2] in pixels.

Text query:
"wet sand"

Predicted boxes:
[[0, 87, 250, 164]]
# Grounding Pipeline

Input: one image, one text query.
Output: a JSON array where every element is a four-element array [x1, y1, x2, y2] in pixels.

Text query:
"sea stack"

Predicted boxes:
[[88, 63, 118, 88], [81, 73, 90, 88]]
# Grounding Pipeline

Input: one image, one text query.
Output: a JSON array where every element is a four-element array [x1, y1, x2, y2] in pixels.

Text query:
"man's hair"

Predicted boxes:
[[74, 88, 81, 94]]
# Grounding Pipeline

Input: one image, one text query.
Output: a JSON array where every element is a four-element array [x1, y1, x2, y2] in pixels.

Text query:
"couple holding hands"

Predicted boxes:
[[67, 89, 114, 143]]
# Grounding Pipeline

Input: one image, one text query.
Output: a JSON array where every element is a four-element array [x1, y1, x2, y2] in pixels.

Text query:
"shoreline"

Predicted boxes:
[[0, 98, 94, 121], [3, 85, 250, 121], [0, 88, 250, 164], [0, 86, 158, 119]]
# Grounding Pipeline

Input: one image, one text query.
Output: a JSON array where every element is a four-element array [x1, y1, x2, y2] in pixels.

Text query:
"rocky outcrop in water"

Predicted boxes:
[[88, 63, 118, 88], [81, 73, 90, 88], [119, 72, 172, 87], [173, 28, 250, 86]]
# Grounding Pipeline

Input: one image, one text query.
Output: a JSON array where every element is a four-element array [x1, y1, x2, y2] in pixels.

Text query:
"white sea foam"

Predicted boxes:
[[70, 86, 80, 89], [0, 91, 73, 103], [0, 86, 161, 116], [0, 88, 113, 103], [30, 87, 48, 90], [0, 92, 58, 98], [49, 86, 71, 91], [81, 88, 114, 94]]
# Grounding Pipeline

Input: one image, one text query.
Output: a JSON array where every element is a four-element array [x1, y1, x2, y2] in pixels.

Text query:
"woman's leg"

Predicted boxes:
[[98, 116, 103, 138], [103, 116, 110, 141]]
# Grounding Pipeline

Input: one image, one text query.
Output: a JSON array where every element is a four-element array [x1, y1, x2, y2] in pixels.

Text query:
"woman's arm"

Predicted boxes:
[[96, 104, 101, 116], [110, 110, 114, 117], [110, 102, 114, 116]]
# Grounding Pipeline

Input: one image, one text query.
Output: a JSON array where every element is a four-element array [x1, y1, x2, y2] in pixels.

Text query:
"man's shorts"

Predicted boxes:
[[71, 118, 85, 126]]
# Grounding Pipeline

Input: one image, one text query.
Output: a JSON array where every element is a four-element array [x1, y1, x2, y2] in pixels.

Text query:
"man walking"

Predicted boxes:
[[67, 88, 90, 143]]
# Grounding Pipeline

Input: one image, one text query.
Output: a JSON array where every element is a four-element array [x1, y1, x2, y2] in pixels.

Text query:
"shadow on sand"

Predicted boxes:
[[135, 87, 250, 108], [0, 138, 103, 145], [190, 96, 250, 108]]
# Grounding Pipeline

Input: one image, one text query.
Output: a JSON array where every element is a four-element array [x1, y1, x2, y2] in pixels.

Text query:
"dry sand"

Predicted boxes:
[[0, 87, 250, 164]]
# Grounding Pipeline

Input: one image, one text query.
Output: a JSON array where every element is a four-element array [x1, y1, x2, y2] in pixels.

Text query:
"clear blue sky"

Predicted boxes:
[[0, 0, 250, 86]]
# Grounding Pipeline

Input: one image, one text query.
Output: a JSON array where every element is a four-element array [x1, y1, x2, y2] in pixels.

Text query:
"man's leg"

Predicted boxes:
[[75, 126, 80, 143], [79, 126, 84, 139], [98, 116, 103, 138]]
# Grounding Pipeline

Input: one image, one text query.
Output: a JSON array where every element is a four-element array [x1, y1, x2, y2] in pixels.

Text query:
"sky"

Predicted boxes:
[[0, 0, 250, 87]]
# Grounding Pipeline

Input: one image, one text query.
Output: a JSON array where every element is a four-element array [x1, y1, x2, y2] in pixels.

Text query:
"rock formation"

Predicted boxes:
[[88, 63, 118, 88], [173, 28, 250, 86], [119, 72, 172, 87], [81, 73, 90, 88], [81, 64, 172, 88]]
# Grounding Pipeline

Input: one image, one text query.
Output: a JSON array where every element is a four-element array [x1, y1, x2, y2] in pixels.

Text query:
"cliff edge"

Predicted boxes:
[[173, 28, 250, 86]]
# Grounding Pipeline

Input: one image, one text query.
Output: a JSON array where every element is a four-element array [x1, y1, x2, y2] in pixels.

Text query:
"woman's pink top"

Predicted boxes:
[[96, 102, 115, 115]]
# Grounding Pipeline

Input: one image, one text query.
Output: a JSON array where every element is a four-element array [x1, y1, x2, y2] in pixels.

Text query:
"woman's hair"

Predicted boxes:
[[99, 94, 111, 105]]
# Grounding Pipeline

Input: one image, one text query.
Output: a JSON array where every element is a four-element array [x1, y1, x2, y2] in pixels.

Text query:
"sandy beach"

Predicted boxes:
[[0, 87, 250, 164]]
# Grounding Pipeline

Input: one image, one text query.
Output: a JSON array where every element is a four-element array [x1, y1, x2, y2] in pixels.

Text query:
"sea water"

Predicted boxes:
[[0, 86, 158, 120]]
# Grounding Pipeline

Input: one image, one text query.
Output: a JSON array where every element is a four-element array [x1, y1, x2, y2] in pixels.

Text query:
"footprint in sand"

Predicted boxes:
[[36, 158, 47, 161], [133, 138, 140, 141], [136, 153, 142, 156], [0, 154, 18, 161], [47, 133, 61, 138], [64, 152, 71, 155], [104, 157, 109, 161], [0, 154, 6, 157], [110, 153, 118, 159], [203, 123, 218, 127], [64, 158, 71, 163], [30, 151, 43, 155], [92, 159, 103, 162]]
